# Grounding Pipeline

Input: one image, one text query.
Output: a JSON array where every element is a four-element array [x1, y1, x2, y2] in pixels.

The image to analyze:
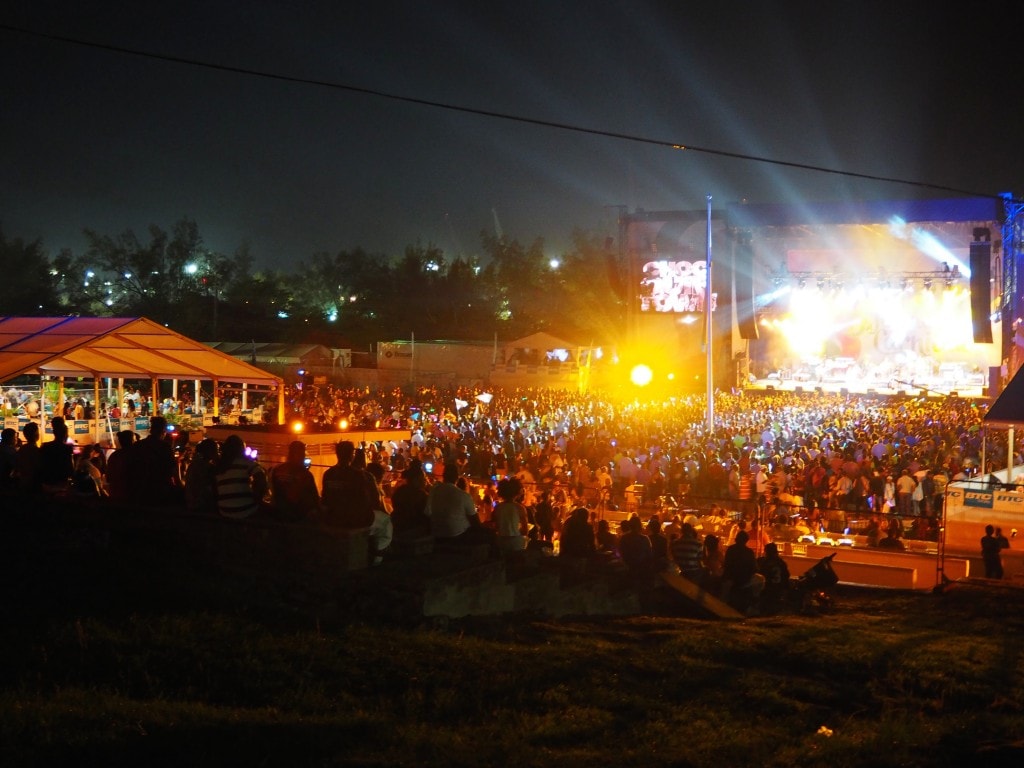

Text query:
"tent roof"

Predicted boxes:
[[0, 317, 282, 386], [983, 366, 1024, 428], [506, 331, 584, 350]]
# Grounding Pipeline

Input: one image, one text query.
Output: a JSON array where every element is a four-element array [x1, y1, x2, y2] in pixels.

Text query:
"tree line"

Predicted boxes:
[[0, 219, 627, 348]]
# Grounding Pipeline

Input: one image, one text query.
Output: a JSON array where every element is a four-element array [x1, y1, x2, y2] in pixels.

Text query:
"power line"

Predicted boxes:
[[1, 23, 1019, 205]]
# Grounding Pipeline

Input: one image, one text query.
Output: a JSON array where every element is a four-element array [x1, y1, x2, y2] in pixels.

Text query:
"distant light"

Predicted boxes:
[[338, 419, 349, 430], [327, 311, 338, 322], [124, 272, 132, 279], [549, 258, 561, 270], [291, 421, 304, 433], [185, 263, 198, 275], [630, 364, 653, 387], [277, 311, 289, 319]]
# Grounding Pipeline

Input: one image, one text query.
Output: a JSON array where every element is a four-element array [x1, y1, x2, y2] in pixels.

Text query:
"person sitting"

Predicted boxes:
[[183, 437, 220, 515], [389, 461, 431, 539], [532, 490, 556, 542], [618, 515, 655, 580], [269, 440, 321, 522], [722, 530, 765, 613], [321, 440, 377, 530], [423, 462, 494, 551], [71, 447, 105, 498], [493, 476, 529, 553], [702, 533, 725, 593], [0, 427, 17, 495], [756, 542, 791, 613], [361, 459, 394, 564], [646, 515, 670, 572], [126, 416, 183, 506], [14, 422, 42, 497], [214, 434, 269, 519], [595, 518, 620, 557], [877, 526, 906, 551], [38, 417, 75, 495], [671, 522, 705, 584], [104, 430, 136, 504], [559, 506, 596, 560]]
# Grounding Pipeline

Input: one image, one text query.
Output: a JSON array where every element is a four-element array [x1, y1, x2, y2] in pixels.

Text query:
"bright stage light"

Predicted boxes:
[[630, 364, 653, 387], [338, 419, 349, 430], [291, 421, 304, 433]]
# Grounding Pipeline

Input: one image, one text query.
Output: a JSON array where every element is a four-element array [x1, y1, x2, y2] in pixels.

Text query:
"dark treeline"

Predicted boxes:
[[0, 219, 627, 347]]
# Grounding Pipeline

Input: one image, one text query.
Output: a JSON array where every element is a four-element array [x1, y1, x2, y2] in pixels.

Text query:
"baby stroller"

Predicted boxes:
[[793, 552, 840, 612]]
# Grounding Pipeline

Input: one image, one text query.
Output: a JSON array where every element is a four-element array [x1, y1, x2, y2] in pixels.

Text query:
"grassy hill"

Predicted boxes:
[[2, 507, 1023, 767]]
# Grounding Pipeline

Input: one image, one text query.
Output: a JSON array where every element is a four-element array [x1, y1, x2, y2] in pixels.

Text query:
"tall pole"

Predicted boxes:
[[705, 193, 714, 433]]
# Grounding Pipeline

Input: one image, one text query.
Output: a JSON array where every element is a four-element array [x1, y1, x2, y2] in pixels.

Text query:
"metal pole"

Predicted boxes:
[[705, 193, 714, 433]]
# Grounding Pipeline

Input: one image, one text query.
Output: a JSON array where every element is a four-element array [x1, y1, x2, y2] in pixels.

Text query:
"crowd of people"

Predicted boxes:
[[1, 384, 1016, 597]]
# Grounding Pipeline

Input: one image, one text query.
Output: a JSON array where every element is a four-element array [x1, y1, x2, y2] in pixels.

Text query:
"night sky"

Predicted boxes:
[[2, 1, 1022, 270]]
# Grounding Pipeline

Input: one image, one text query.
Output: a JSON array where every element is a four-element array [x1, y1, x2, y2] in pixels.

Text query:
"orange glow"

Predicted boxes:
[[338, 419, 349, 430], [291, 421, 304, 433]]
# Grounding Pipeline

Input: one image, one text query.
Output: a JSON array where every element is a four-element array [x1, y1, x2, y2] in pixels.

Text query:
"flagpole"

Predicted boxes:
[[705, 193, 714, 433]]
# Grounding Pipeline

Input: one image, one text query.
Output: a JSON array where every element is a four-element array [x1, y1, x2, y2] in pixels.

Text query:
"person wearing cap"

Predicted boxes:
[[269, 440, 321, 522]]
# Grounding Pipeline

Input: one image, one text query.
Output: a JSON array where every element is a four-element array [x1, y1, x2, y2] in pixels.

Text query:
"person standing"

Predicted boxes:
[[895, 469, 916, 518], [981, 524, 1004, 579]]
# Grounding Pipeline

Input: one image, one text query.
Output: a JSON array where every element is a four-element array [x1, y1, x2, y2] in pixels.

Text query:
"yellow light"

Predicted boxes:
[[339, 419, 349, 430], [291, 421, 304, 433], [630, 364, 653, 387]]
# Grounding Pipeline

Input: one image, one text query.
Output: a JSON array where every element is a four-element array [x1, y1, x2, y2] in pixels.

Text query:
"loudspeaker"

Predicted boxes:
[[735, 234, 758, 339], [970, 233, 993, 343], [989, 366, 1002, 398]]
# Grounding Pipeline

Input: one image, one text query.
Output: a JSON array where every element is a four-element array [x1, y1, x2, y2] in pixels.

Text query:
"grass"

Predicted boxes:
[[2, 514, 1023, 767]]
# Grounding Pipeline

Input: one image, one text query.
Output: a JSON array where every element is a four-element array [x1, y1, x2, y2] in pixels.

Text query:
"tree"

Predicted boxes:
[[479, 233, 553, 337], [81, 218, 205, 323], [0, 230, 62, 314]]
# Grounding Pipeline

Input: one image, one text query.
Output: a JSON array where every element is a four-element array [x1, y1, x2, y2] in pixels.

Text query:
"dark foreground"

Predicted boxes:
[[2, 506, 1023, 767]]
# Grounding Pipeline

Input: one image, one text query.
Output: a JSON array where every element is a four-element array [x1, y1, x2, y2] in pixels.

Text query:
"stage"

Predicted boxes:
[[745, 374, 989, 400]]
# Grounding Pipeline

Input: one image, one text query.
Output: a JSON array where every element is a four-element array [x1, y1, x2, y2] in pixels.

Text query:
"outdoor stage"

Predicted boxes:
[[744, 373, 989, 400]]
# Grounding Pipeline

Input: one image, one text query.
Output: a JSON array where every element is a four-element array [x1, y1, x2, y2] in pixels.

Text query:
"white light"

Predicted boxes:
[[549, 258, 561, 270], [185, 263, 198, 275]]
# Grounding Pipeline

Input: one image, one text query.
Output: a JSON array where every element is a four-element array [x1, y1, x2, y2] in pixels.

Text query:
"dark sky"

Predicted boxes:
[[2, 1, 1021, 270]]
